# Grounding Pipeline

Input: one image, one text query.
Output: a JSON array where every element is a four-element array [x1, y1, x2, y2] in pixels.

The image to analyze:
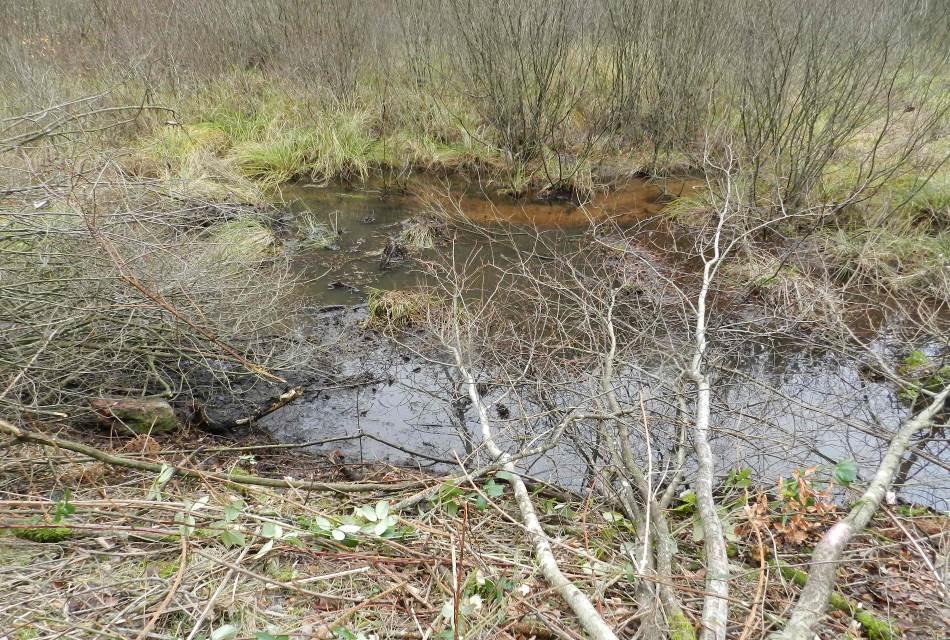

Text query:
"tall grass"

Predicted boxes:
[[1, 1, 947, 210]]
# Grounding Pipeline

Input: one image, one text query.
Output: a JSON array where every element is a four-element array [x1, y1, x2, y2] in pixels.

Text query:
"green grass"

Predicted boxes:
[[234, 127, 317, 188], [297, 214, 339, 250], [820, 227, 949, 295]]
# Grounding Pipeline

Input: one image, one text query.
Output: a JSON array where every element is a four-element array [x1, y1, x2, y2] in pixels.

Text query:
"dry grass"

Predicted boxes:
[[1, 428, 947, 640]]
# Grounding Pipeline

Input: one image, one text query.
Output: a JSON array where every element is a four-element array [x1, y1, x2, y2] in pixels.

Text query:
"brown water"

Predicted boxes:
[[282, 176, 700, 305]]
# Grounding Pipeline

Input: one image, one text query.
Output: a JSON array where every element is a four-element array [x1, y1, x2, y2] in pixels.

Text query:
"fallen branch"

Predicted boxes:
[[769, 384, 949, 640], [200, 386, 305, 431], [770, 562, 898, 640], [0, 419, 427, 493], [450, 346, 619, 640]]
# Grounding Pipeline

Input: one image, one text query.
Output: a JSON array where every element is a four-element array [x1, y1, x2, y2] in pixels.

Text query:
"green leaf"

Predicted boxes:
[[254, 538, 275, 559], [261, 522, 282, 539], [833, 459, 858, 485], [495, 470, 514, 482], [148, 464, 176, 500], [484, 480, 504, 498], [223, 498, 245, 522], [175, 512, 196, 536], [375, 500, 389, 520], [220, 528, 246, 548], [53, 489, 75, 524], [334, 628, 358, 640], [256, 633, 289, 640], [357, 505, 377, 522], [210, 625, 238, 640], [474, 495, 487, 511]]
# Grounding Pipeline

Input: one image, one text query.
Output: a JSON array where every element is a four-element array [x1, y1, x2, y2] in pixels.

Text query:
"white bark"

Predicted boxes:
[[770, 384, 950, 640], [451, 347, 619, 640], [687, 182, 732, 640]]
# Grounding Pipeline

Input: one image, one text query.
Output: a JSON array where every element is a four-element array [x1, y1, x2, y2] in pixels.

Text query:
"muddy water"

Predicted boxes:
[[263, 179, 948, 509], [281, 176, 697, 306]]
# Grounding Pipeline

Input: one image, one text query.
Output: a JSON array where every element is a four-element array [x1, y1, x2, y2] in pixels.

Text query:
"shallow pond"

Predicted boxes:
[[262, 178, 948, 509]]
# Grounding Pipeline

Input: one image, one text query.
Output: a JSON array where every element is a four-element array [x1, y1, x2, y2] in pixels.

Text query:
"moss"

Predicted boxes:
[[157, 560, 180, 579], [14, 628, 38, 640], [14, 527, 72, 543], [668, 610, 697, 640], [773, 562, 899, 640], [895, 351, 950, 409], [265, 559, 297, 582]]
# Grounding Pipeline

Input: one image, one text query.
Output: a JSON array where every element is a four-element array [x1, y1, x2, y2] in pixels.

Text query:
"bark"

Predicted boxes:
[[769, 384, 950, 640], [689, 371, 731, 640], [687, 201, 732, 640], [451, 348, 619, 640]]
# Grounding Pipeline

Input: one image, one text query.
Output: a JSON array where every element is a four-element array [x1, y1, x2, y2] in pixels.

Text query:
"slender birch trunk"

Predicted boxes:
[[450, 346, 619, 640], [687, 176, 732, 640], [770, 384, 949, 640]]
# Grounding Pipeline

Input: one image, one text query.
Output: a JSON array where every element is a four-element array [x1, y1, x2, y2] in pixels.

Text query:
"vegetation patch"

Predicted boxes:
[[365, 288, 433, 328]]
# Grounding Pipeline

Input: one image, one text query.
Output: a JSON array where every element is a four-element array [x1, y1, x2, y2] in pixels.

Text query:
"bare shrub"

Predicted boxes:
[[1, 101, 312, 422]]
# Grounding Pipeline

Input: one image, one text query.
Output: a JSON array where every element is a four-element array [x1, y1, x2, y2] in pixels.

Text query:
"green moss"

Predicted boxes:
[[773, 562, 899, 640], [14, 527, 72, 543], [14, 628, 38, 640], [265, 559, 297, 582], [895, 351, 950, 408], [668, 610, 697, 640], [157, 560, 181, 579]]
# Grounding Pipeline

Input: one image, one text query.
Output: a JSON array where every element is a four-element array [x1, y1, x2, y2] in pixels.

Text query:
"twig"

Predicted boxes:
[[134, 533, 189, 640]]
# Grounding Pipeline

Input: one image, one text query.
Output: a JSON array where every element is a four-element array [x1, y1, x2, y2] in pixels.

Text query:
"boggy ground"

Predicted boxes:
[[0, 425, 946, 640]]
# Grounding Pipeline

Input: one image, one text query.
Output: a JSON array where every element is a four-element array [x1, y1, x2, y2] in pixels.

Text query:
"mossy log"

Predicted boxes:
[[772, 561, 899, 640]]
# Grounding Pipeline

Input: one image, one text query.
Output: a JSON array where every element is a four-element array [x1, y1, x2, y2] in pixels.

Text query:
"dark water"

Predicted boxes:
[[262, 179, 949, 509]]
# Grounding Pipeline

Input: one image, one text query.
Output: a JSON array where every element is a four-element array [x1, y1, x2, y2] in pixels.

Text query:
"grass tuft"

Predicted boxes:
[[397, 219, 438, 251], [205, 217, 276, 262], [366, 288, 432, 327]]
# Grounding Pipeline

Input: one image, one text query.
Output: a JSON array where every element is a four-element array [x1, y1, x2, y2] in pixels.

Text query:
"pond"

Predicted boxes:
[[261, 178, 949, 509]]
